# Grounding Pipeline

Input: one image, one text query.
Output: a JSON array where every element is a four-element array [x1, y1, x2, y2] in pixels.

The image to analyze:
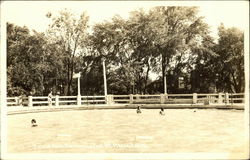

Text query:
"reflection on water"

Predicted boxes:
[[8, 109, 245, 153]]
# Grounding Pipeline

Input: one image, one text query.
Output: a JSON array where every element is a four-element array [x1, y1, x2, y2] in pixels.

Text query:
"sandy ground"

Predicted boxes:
[[7, 109, 245, 153]]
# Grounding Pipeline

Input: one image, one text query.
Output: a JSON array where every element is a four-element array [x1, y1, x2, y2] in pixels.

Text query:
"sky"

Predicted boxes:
[[2, 1, 249, 39]]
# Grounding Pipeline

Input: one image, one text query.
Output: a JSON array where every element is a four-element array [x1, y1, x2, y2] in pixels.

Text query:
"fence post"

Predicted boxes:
[[242, 94, 245, 103], [105, 95, 108, 105], [160, 94, 165, 104], [77, 95, 81, 107], [225, 93, 229, 104], [218, 93, 223, 104], [193, 93, 197, 104], [111, 95, 114, 104], [136, 94, 140, 100], [55, 95, 59, 107], [134, 94, 140, 103], [15, 97, 20, 106], [129, 94, 133, 104], [165, 94, 168, 99], [28, 96, 33, 107], [19, 96, 24, 106], [107, 95, 114, 105]]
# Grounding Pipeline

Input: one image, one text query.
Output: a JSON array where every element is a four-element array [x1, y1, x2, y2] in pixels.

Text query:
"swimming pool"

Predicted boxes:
[[7, 109, 245, 153]]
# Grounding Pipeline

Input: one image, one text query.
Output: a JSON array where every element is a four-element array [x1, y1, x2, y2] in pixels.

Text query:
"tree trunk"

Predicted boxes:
[[237, 66, 244, 93], [144, 61, 150, 94]]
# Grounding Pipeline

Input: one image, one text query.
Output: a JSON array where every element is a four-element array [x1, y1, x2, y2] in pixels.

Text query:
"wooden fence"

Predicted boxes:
[[7, 93, 244, 107]]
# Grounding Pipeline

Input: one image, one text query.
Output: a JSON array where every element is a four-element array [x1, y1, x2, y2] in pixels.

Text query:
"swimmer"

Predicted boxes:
[[31, 119, 37, 127], [159, 108, 165, 115], [136, 106, 141, 114]]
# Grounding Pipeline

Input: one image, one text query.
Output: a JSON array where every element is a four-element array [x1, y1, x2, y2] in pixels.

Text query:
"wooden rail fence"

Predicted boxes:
[[7, 93, 244, 107]]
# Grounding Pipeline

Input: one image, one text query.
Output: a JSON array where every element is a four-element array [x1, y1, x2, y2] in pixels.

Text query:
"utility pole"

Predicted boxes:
[[73, 72, 81, 96], [73, 72, 81, 106], [103, 59, 107, 97], [164, 75, 167, 94], [78, 75, 81, 96]]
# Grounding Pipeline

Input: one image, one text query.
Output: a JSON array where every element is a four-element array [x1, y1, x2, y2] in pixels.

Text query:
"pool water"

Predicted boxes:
[[7, 109, 245, 153]]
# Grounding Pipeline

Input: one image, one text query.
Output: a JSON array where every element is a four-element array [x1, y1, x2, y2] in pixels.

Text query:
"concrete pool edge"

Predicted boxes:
[[7, 104, 244, 115]]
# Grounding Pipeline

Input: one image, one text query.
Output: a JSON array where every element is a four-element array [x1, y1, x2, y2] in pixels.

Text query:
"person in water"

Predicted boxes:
[[136, 106, 141, 114], [31, 119, 37, 127], [159, 107, 165, 115]]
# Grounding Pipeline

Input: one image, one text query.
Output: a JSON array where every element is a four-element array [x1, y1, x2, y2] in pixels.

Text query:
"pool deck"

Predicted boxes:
[[7, 103, 244, 115]]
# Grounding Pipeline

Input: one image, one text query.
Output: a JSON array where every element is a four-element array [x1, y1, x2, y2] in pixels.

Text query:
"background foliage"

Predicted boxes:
[[7, 7, 245, 96]]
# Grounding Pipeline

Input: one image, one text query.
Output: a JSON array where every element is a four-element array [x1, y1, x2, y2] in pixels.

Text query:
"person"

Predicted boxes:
[[18, 94, 23, 106], [48, 91, 53, 106], [136, 106, 141, 114], [31, 119, 37, 127], [159, 107, 165, 115]]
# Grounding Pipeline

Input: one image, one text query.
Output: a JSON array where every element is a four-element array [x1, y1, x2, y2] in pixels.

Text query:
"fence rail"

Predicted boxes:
[[7, 93, 245, 108]]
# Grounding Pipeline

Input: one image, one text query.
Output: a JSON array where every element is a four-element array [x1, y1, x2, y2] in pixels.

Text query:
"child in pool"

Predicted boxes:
[[31, 119, 37, 127], [136, 106, 141, 114], [159, 108, 165, 115]]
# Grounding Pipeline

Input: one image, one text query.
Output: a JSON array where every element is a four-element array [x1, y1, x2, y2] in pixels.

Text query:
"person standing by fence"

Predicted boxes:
[[18, 94, 23, 106], [48, 91, 53, 106]]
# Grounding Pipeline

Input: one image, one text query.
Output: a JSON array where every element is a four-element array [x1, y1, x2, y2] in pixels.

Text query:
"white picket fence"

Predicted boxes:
[[7, 93, 245, 107]]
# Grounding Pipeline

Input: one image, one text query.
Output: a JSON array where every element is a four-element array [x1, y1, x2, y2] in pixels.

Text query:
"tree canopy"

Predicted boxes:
[[7, 7, 245, 96]]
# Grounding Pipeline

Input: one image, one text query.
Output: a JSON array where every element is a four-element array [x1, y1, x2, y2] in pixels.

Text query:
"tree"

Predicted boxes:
[[187, 34, 218, 93], [7, 8, 244, 96], [214, 24, 244, 93], [7, 23, 58, 96], [89, 12, 158, 94], [7, 23, 30, 95], [88, 15, 137, 94], [46, 9, 89, 95], [88, 7, 211, 94], [126, 9, 157, 94], [148, 6, 210, 93]]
